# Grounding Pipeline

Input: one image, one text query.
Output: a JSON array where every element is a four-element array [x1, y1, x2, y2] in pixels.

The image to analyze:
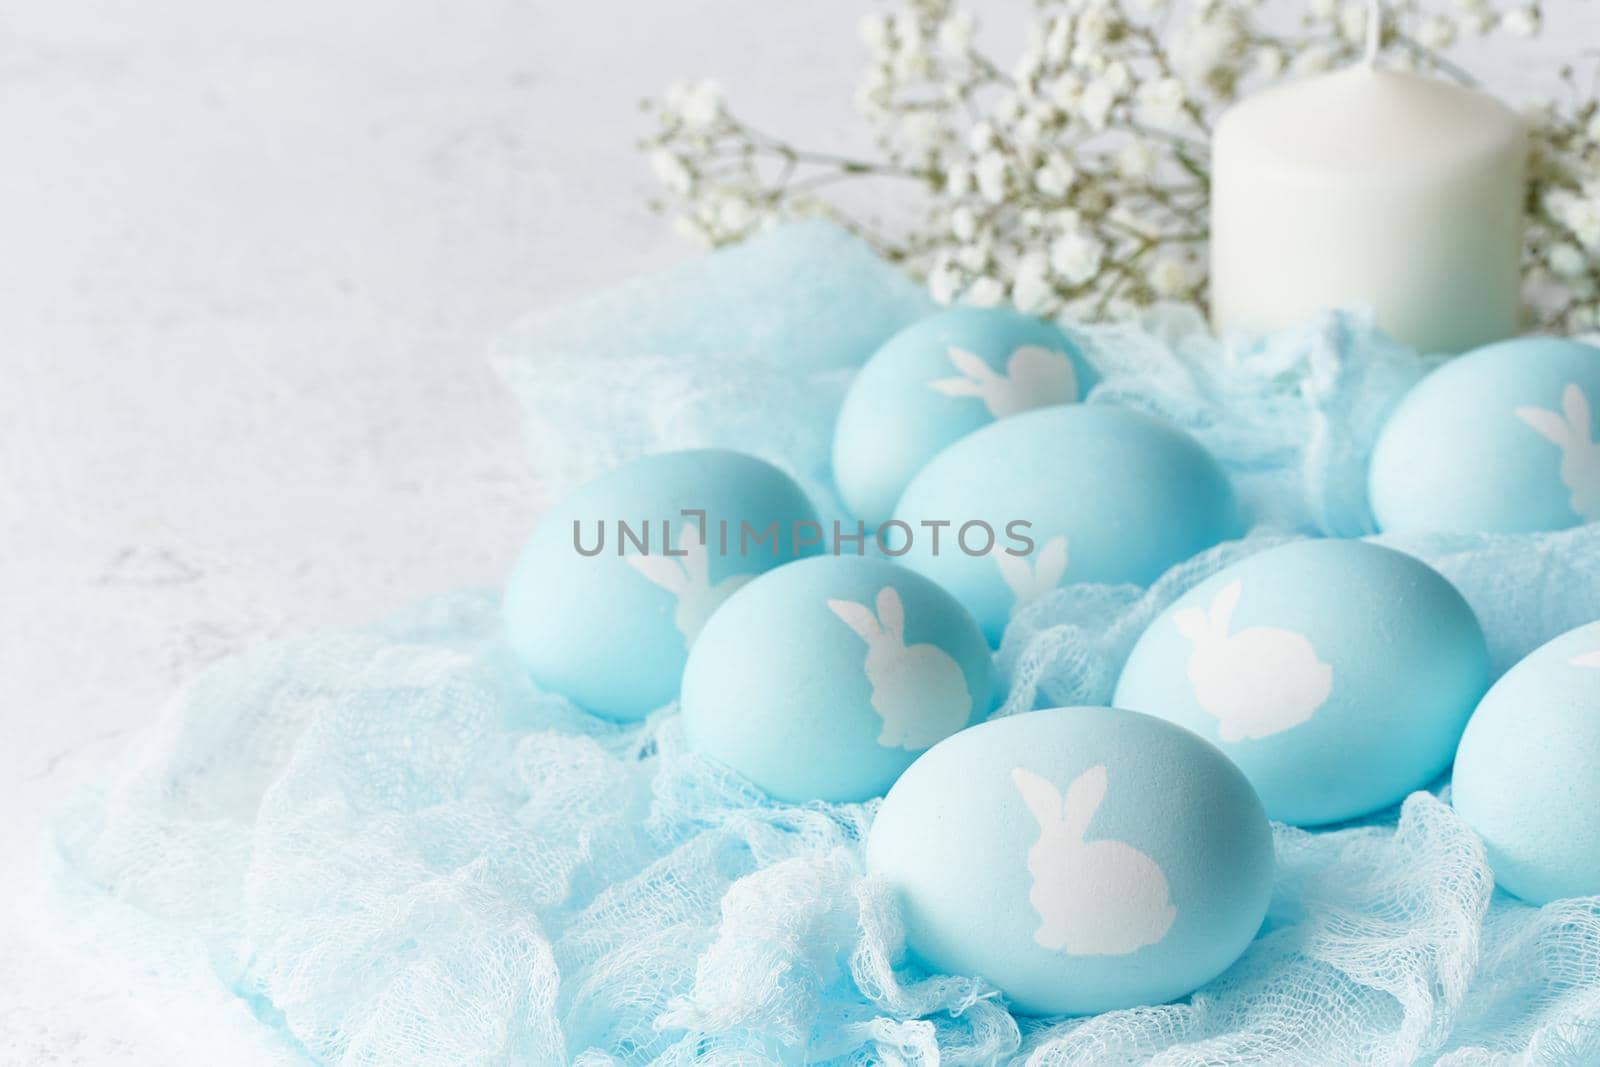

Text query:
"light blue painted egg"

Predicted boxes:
[[681, 555, 994, 802], [1114, 540, 1489, 825], [505, 449, 819, 721], [867, 707, 1273, 1016], [891, 405, 1239, 644], [1453, 620, 1600, 904], [832, 307, 1093, 529], [1369, 337, 1600, 533]]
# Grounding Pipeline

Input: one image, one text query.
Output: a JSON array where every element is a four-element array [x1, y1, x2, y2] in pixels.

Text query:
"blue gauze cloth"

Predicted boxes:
[[47, 222, 1600, 1065]]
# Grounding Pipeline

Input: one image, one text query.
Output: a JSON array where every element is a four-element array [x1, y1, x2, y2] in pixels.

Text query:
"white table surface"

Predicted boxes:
[[2, 1, 1594, 1061]]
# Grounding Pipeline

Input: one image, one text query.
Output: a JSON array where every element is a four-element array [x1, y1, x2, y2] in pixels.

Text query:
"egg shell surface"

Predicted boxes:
[[1453, 619, 1600, 904], [1114, 539, 1489, 825], [1369, 337, 1600, 533], [891, 404, 1240, 644], [833, 307, 1093, 529], [867, 706, 1273, 1016], [505, 449, 819, 721], [681, 555, 994, 803]]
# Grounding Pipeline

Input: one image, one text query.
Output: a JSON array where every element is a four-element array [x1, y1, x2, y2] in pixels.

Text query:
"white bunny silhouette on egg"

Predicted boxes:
[[1572, 650, 1600, 669], [828, 586, 972, 751], [929, 345, 1079, 419], [1174, 580, 1333, 743], [625, 528, 751, 646], [1516, 384, 1600, 522], [1012, 764, 1177, 956], [994, 535, 1070, 617]]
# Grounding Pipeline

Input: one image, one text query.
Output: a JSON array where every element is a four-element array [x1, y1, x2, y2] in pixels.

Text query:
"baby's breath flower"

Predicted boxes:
[[1103, 61, 1133, 96], [1548, 243, 1588, 278], [1043, 16, 1073, 64], [1501, 5, 1540, 37], [714, 192, 756, 233], [938, 11, 976, 56], [1046, 73, 1085, 110], [950, 204, 979, 242], [1034, 155, 1076, 197], [893, 44, 932, 82], [965, 276, 1006, 307], [1013, 45, 1044, 84], [974, 150, 1010, 202], [1291, 43, 1338, 75], [1014, 112, 1046, 150], [1418, 15, 1456, 51], [1567, 199, 1600, 249], [899, 111, 945, 151], [1117, 141, 1158, 180], [944, 162, 972, 196], [1135, 77, 1188, 128], [1079, 78, 1119, 130], [928, 260, 963, 305], [1150, 256, 1193, 298], [1523, 97, 1556, 129], [859, 12, 893, 52], [1177, 18, 1238, 81], [1078, 7, 1117, 49], [649, 150, 693, 195], [995, 92, 1027, 127], [1338, 1, 1369, 45], [670, 214, 705, 243], [1050, 230, 1105, 286], [956, 241, 990, 272], [1252, 46, 1285, 80], [1011, 251, 1056, 313], [890, 8, 919, 42], [666, 79, 723, 130]]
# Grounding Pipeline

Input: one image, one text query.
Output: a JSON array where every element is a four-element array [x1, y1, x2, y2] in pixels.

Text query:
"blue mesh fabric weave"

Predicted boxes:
[[47, 223, 1600, 1065]]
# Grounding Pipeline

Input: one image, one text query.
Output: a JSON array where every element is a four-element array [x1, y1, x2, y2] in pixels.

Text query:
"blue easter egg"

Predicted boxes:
[[833, 308, 1094, 529], [1115, 540, 1489, 825], [681, 555, 994, 802], [1370, 337, 1600, 533], [867, 707, 1273, 1016], [891, 405, 1239, 644], [1453, 620, 1600, 904], [505, 450, 819, 721]]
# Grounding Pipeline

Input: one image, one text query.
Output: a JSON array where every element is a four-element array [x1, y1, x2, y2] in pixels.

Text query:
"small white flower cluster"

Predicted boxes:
[[1524, 86, 1600, 331], [642, 0, 1597, 329]]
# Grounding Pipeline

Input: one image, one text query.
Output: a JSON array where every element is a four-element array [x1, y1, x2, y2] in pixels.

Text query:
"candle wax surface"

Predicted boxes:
[[1210, 66, 1525, 356]]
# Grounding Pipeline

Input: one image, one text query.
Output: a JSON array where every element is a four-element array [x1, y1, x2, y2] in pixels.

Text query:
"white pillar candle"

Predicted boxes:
[[1209, 57, 1526, 355]]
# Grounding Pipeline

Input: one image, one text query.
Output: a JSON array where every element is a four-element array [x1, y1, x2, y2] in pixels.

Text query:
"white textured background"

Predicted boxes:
[[2, 1, 1595, 1061]]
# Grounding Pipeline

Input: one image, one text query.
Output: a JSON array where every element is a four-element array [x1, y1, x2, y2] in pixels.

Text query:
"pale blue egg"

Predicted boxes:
[[833, 308, 1094, 529], [505, 450, 819, 721], [1370, 337, 1600, 533], [1114, 540, 1489, 825], [682, 555, 994, 802], [867, 707, 1273, 1016], [891, 405, 1239, 644], [1453, 620, 1600, 904]]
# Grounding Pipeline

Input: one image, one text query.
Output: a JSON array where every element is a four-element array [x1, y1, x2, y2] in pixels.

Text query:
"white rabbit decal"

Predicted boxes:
[[994, 535, 1070, 617], [1174, 580, 1333, 743], [827, 586, 973, 750], [928, 345, 1079, 419], [1515, 384, 1600, 522], [1572, 649, 1600, 669], [625, 528, 751, 646], [1012, 764, 1177, 956]]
